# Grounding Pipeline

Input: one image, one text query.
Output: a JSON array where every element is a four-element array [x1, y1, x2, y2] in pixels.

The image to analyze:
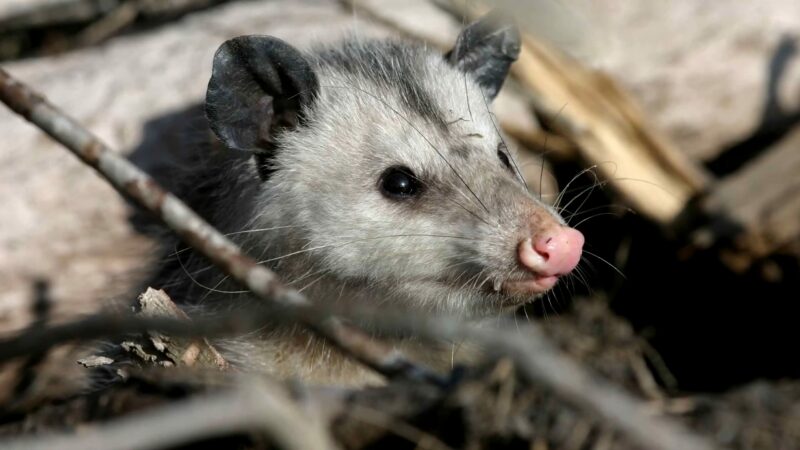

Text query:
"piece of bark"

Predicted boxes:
[[135, 288, 229, 370], [77, 355, 114, 368]]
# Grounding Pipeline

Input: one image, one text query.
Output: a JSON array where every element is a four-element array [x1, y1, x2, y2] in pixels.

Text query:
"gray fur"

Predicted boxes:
[[206, 36, 318, 153], [148, 18, 565, 386], [316, 39, 449, 129], [447, 11, 521, 99]]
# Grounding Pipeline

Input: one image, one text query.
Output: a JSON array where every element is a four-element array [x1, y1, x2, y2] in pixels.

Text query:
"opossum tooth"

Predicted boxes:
[[493, 278, 503, 292]]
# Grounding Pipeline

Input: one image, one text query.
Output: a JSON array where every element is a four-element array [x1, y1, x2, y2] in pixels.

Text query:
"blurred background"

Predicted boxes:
[[0, 0, 799, 444]]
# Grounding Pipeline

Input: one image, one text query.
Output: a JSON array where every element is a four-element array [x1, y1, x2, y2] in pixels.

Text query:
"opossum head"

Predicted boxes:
[[204, 15, 584, 317]]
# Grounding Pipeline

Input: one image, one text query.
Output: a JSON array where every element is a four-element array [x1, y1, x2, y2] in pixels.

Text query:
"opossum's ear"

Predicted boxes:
[[205, 35, 318, 154], [446, 13, 520, 100]]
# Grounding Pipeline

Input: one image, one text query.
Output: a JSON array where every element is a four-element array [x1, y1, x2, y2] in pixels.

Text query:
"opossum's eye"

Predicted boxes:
[[497, 147, 512, 170], [380, 166, 421, 199]]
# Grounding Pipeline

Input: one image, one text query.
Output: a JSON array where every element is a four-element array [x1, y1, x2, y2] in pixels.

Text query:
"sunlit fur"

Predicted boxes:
[[151, 37, 567, 386]]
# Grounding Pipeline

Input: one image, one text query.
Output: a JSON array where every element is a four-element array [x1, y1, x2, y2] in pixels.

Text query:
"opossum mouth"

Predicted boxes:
[[499, 274, 559, 296]]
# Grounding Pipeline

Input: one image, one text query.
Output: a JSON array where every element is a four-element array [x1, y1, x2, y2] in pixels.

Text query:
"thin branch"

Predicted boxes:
[[0, 67, 442, 386], [326, 306, 717, 450], [1, 378, 338, 450], [410, 317, 715, 450], [0, 301, 307, 362]]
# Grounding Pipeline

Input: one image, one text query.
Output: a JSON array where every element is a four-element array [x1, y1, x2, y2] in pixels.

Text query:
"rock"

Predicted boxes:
[[564, 0, 800, 162]]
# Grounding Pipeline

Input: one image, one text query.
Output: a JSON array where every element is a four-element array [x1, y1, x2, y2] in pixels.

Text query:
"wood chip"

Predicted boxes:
[[77, 355, 114, 368], [136, 288, 230, 370]]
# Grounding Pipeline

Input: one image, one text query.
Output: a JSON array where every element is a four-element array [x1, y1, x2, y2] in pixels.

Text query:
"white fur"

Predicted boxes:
[[162, 37, 566, 386]]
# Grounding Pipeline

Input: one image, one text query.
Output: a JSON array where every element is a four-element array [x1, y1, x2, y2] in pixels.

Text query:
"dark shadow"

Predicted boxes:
[[7, 279, 53, 407], [126, 102, 210, 235], [127, 103, 207, 183], [707, 36, 800, 176], [612, 213, 800, 392], [123, 102, 256, 305], [533, 161, 800, 393]]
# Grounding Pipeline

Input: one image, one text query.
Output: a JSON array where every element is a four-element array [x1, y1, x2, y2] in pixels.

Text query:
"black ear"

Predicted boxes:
[[205, 36, 318, 154], [446, 13, 521, 100]]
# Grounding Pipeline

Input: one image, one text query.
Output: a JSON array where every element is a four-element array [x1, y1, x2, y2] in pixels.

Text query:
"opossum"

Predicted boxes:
[[147, 14, 584, 385]]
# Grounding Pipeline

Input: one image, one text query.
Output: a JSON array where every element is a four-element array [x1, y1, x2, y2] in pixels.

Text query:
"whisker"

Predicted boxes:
[[447, 195, 493, 226], [175, 246, 248, 295], [540, 102, 568, 201], [561, 171, 602, 221], [459, 4, 473, 124], [168, 225, 297, 257], [571, 212, 622, 229], [478, 89, 528, 191], [608, 177, 682, 201], [572, 265, 592, 293], [554, 160, 623, 211], [562, 203, 617, 221], [582, 249, 626, 279], [463, 71, 474, 122], [539, 133, 548, 201], [554, 164, 600, 210], [297, 271, 330, 293], [258, 233, 482, 264]]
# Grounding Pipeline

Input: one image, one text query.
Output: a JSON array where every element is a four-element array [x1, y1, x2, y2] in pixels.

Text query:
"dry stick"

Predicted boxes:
[[0, 67, 440, 386], [2, 378, 338, 450], [0, 307, 268, 361], [0, 69, 717, 450], [402, 315, 717, 450]]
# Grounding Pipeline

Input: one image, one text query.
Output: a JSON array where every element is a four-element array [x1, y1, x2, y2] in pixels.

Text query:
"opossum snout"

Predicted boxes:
[[518, 227, 584, 278]]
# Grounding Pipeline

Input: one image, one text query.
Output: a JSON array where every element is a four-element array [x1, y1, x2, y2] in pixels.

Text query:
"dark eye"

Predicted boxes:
[[380, 166, 421, 199], [497, 147, 512, 170]]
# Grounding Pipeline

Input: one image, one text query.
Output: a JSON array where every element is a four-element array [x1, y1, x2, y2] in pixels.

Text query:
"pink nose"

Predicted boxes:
[[518, 227, 584, 277]]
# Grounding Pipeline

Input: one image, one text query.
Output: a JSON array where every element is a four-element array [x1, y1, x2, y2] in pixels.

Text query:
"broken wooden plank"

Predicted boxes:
[[693, 126, 800, 271], [510, 26, 711, 224]]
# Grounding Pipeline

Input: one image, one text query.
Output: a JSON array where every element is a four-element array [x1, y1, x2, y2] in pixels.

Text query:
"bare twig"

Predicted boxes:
[[0, 0, 230, 33], [0, 293, 371, 368], [0, 67, 442, 386], [77, 1, 140, 47], [1, 378, 338, 450], [318, 306, 718, 450], [415, 318, 716, 450]]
